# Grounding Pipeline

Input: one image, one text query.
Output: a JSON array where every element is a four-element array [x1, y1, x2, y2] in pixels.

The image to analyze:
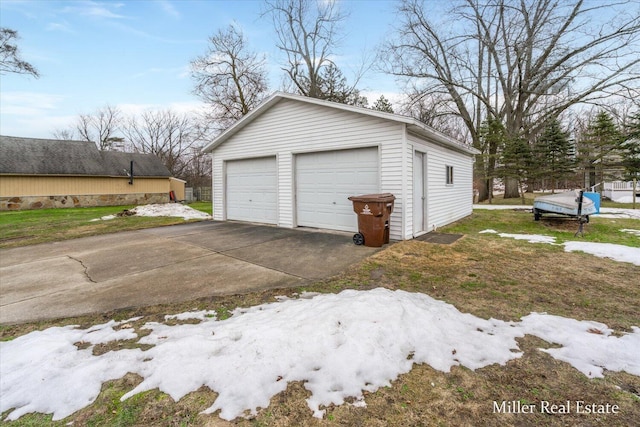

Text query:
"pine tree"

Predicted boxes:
[[317, 63, 368, 107], [535, 119, 575, 193], [499, 136, 532, 204], [478, 117, 506, 202], [372, 95, 394, 113], [620, 111, 640, 180], [578, 111, 623, 189]]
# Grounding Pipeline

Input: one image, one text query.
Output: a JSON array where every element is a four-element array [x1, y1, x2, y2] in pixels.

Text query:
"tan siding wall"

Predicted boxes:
[[169, 178, 186, 200], [0, 176, 169, 197]]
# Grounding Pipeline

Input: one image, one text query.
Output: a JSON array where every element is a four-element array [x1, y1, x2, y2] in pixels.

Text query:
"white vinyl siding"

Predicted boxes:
[[296, 148, 379, 232], [209, 94, 476, 241], [211, 99, 404, 237], [225, 157, 277, 224], [409, 134, 474, 230]]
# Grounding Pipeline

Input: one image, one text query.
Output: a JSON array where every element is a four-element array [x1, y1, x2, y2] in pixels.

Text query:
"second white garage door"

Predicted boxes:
[[226, 157, 277, 224], [296, 147, 379, 231]]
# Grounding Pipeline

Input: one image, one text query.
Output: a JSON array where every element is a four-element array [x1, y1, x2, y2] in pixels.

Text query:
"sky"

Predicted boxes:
[[0, 0, 404, 139]]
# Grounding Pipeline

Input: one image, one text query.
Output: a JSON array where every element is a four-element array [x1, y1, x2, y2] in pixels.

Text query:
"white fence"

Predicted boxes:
[[603, 181, 639, 202]]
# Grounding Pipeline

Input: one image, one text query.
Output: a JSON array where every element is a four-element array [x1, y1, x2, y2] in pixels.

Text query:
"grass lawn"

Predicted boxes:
[[0, 202, 212, 249], [1, 206, 639, 426]]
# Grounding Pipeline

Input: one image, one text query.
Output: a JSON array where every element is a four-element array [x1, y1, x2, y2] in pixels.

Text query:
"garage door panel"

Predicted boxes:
[[227, 157, 277, 224], [296, 148, 378, 232]]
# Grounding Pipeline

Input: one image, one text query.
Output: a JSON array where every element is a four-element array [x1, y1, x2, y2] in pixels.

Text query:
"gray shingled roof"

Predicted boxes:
[[0, 136, 171, 177]]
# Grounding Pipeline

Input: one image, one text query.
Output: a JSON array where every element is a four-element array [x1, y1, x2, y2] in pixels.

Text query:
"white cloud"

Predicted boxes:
[[0, 92, 76, 138], [0, 91, 66, 116], [117, 101, 207, 117], [157, 0, 180, 18], [46, 22, 75, 33], [61, 1, 127, 19]]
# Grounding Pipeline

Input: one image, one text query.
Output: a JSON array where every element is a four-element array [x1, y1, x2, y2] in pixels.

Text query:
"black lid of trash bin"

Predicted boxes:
[[348, 193, 395, 203]]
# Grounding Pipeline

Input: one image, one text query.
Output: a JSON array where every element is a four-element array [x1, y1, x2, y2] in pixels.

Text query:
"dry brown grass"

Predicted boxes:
[[2, 230, 639, 426]]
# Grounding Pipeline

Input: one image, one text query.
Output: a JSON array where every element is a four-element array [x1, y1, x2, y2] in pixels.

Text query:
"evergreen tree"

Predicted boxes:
[[478, 117, 506, 202], [499, 136, 532, 204], [535, 119, 575, 193], [317, 63, 368, 107], [372, 95, 394, 113], [578, 111, 622, 189], [620, 111, 640, 180]]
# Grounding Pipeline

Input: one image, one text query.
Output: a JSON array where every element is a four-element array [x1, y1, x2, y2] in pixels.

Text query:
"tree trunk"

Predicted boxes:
[[476, 177, 490, 202], [504, 177, 520, 199]]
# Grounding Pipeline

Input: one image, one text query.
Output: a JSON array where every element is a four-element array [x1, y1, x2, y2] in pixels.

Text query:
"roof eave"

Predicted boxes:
[[202, 91, 480, 156], [407, 124, 480, 156]]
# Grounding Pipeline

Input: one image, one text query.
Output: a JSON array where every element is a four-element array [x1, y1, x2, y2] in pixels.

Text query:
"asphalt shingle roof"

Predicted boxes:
[[0, 136, 171, 177]]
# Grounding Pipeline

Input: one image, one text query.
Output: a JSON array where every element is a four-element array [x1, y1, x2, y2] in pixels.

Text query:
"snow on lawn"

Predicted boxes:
[[598, 207, 640, 220], [1, 289, 639, 422], [479, 230, 640, 266], [563, 242, 640, 266], [93, 204, 211, 221], [478, 229, 556, 244]]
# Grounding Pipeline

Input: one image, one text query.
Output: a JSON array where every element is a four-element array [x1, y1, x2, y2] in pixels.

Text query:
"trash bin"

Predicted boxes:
[[348, 193, 395, 247]]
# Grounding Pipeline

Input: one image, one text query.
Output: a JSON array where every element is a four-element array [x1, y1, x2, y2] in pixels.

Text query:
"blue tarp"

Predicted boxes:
[[583, 192, 601, 214]]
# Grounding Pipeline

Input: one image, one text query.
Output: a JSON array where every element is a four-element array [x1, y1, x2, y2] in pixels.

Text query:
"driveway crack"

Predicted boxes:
[[68, 256, 97, 283]]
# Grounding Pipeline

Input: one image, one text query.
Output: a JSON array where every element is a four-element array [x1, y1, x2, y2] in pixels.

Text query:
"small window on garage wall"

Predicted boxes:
[[446, 165, 454, 185]]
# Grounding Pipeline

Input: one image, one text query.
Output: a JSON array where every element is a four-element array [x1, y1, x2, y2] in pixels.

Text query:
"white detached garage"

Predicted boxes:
[[203, 92, 479, 241]]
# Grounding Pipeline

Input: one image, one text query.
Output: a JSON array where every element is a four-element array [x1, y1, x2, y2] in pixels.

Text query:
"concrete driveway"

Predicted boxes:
[[0, 221, 381, 324]]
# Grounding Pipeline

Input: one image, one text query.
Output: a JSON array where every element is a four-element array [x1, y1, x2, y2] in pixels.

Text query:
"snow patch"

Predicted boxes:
[[165, 310, 217, 321], [563, 242, 640, 266], [597, 207, 640, 220], [481, 231, 640, 266], [498, 233, 557, 244], [2, 289, 639, 422], [130, 204, 211, 220], [91, 204, 211, 221], [0, 319, 143, 421], [611, 195, 636, 203], [621, 229, 640, 237]]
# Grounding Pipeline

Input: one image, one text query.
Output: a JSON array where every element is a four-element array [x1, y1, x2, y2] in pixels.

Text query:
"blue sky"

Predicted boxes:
[[0, 0, 402, 138]]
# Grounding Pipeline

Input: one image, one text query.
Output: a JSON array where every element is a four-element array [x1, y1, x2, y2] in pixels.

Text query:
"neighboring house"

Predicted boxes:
[[202, 92, 479, 241], [0, 136, 178, 210]]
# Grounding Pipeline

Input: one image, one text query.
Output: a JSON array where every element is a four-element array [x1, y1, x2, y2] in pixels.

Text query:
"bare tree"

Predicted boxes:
[[124, 109, 204, 178], [0, 27, 39, 78], [75, 105, 124, 151], [400, 83, 470, 141], [181, 146, 212, 189], [191, 25, 269, 131], [264, 0, 365, 102], [52, 128, 76, 141], [383, 0, 640, 200]]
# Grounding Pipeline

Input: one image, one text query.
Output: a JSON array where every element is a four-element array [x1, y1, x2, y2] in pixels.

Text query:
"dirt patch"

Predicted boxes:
[[414, 232, 464, 244]]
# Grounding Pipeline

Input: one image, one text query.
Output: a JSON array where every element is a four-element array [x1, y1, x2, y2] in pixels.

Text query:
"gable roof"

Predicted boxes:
[[0, 136, 171, 177], [202, 91, 479, 156]]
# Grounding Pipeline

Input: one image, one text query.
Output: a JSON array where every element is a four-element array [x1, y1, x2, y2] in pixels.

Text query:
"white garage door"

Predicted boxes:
[[296, 147, 379, 231], [226, 157, 277, 224]]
